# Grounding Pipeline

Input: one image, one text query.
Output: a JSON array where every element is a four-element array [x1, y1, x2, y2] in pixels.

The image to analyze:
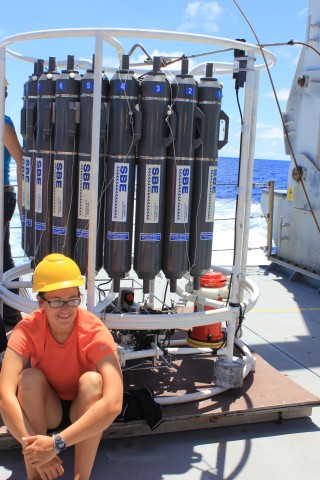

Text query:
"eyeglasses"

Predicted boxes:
[[42, 297, 81, 308]]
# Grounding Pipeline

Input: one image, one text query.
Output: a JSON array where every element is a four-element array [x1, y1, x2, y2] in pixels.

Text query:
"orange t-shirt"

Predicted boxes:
[[8, 308, 117, 400]]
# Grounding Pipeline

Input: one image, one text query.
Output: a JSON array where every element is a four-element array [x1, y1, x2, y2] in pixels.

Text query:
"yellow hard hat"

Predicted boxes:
[[5, 79, 9, 87], [33, 253, 85, 292]]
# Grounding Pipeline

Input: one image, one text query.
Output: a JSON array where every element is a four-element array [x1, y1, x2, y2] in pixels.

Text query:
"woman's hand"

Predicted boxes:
[[22, 434, 57, 466], [36, 457, 64, 479]]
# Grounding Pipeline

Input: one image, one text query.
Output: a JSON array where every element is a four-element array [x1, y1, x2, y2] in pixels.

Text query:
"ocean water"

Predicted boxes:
[[9, 156, 290, 268], [213, 157, 289, 265]]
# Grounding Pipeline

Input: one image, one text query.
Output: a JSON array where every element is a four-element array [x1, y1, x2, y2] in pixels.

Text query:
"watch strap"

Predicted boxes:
[[52, 434, 67, 454]]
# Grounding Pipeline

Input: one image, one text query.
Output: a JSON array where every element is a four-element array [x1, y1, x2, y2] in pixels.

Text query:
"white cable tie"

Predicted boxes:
[[232, 265, 241, 274]]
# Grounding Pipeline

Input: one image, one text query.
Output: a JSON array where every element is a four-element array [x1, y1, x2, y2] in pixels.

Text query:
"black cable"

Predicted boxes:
[[161, 281, 169, 311], [232, 0, 320, 235], [235, 303, 246, 338], [225, 82, 244, 307]]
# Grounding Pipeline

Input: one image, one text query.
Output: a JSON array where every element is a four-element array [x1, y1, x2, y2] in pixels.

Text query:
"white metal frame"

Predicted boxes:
[[0, 28, 275, 372]]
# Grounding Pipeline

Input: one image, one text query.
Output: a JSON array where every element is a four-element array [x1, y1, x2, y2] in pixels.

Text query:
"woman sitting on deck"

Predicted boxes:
[[0, 253, 123, 480]]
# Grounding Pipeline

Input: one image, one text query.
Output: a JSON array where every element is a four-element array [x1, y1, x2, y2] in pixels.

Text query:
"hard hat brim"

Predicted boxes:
[[34, 278, 85, 293]]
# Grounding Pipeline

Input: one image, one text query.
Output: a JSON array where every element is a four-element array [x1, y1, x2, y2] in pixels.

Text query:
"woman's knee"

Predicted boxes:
[[70, 372, 103, 422], [78, 372, 103, 399], [18, 368, 48, 397]]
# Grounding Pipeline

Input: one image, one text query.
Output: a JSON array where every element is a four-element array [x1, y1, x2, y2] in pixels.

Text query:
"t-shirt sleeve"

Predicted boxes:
[[7, 312, 45, 361], [84, 326, 118, 366], [5, 115, 15, 128], [8, 325, 32, 359]]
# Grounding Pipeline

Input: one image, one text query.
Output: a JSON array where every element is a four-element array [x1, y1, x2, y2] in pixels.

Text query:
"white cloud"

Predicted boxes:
[[130, 48, 184, 64], [275, 47, 293, 60], [254, 147, 287, 161], [178, 1, 223, 33], [291, 53, 300, 67], [202, 2, 222, 20], [258, 125, 284, 141], [104, 55, 121, 70], [185, 1, 201, 17], [220, 144, 240, 157], [298, 7, 308, 18], [185, 0, 222, 20], [265, 87, 290, 102], [176, 21, 196, 33], [253, 128, 287, 159]]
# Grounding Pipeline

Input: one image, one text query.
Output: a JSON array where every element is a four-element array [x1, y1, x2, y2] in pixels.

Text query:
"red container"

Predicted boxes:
[[187, 271, 228, 347]]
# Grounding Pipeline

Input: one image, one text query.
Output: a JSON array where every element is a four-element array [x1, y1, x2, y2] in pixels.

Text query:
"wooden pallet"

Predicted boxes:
[[102, 348, 320, 439], [1, 344, 319, 448]]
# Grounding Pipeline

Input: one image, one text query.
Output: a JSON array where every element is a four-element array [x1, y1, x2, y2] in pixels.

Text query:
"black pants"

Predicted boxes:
[[3, 187, 20, 321]]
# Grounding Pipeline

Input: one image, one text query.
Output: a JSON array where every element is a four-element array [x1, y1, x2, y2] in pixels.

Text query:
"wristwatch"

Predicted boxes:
[[52, 434, 67, 454]]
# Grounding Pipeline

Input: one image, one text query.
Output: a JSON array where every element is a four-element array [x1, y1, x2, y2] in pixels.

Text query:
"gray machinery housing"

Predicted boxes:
[[21, 53, 228, 294]]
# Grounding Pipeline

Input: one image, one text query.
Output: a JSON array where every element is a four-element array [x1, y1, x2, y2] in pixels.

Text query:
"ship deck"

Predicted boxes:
[[1, 262, 320, 479]]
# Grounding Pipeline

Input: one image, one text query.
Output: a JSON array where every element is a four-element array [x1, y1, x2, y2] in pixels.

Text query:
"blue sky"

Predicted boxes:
[[2, 0, 308, 160]]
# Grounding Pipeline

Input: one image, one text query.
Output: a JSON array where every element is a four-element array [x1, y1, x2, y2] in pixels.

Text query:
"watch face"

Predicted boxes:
[[54, 435, 66, 452]]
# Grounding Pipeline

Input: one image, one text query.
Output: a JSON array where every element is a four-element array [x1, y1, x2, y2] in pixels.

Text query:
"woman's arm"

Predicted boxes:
[[61, 350, 123, 445], [0, 347, 30, 444], [1, 349, 65, 478], [4, 121, 23, 212], [22, 350, 123, 464]]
